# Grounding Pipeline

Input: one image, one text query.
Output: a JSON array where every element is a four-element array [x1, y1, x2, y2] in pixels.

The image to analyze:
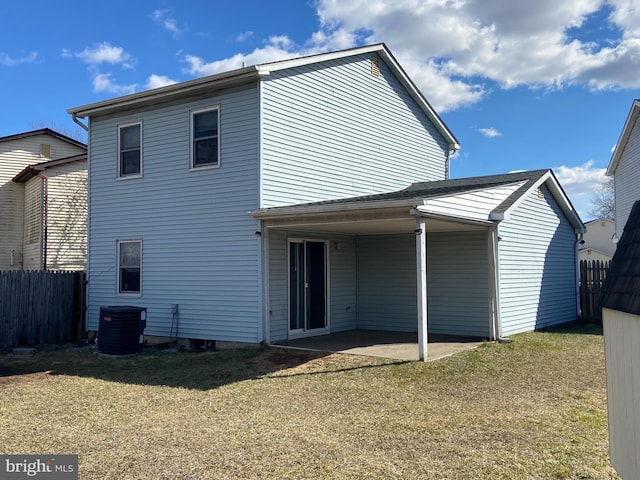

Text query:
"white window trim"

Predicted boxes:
[[117, 122, 143, 179], [190, 106, 220, 170], [117, 239, 142, 296]]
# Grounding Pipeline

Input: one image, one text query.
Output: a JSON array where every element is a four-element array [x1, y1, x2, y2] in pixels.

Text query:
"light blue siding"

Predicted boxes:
[[427, 231, 490, 337], [614, 118, 640, 239], [498, 186, 578, 336], [261, 53, 449, 207], [87, 85, 262, 342], [356, 232, 489, 336], [356, 234, 417, 332], [267, 230, 357, 342]]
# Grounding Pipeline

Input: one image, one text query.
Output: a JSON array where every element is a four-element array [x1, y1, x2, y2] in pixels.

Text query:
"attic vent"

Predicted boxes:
[[537, 185, 545, 199], [371, 56, 380, 77], [40, 144, 51, 159]]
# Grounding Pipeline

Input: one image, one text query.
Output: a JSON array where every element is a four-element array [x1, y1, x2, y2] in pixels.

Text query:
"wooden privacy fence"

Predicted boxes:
[[0, 270, 85, 348], [579, 259, 610, 321]]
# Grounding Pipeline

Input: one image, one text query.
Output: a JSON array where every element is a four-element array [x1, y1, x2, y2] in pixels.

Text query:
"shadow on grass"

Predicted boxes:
[[0, 344, 403, 391], [537, 320, 603, 336]]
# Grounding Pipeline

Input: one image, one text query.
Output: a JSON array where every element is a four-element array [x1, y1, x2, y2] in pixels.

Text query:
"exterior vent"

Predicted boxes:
[[371, 56, 380, 77], [40, 144, 51, 158]]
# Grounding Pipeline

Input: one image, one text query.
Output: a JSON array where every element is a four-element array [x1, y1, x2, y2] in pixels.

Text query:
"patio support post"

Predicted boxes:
[[416, 217, 428, 361]]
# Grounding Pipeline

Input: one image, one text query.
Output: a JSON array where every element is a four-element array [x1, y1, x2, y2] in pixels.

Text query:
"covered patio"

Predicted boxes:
[[274, 330, 485, 361], [251, 172, 563, 361]]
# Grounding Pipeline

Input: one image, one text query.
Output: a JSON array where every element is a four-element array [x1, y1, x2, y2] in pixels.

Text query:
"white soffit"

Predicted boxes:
[[416, 181, 526, 221]]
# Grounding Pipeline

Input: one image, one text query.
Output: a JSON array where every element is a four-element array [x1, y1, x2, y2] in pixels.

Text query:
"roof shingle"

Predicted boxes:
[[601, 200, 640, 315]]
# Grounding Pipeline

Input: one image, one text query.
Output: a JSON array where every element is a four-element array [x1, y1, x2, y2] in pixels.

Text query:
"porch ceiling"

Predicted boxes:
[[263, 213, 487, 235]]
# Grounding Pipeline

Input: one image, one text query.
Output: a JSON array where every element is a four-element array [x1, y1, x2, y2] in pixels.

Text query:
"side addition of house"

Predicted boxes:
[[0, 129, 87, 271], [68, 44, 584, 359]]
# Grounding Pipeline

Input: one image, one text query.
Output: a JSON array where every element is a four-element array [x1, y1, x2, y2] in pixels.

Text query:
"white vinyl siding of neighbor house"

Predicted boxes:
[[267, 230, 357, 342], [498, 187, 578, 336], [603, 308, 640, 480], [0, 134, 85, 270], [356, 232, 489, 336], [260, 53, 450, 207], [22, 177, 43, 270], [45, 162, 87, 270], [86, 85, 262, 342], [614, 118, 640, 239]]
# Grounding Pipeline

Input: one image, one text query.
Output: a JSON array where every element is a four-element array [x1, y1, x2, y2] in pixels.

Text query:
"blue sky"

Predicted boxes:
[[2, 0, 639, 220]]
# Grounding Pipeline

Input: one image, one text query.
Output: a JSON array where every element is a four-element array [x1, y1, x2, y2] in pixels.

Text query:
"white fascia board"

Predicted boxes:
[[68, 69, 259, 118], [411, 208, 495, 227], [249, 198, 419, 219], [607, 99, 640, 176], [257, 44, 386, 74], [492, 171, 586, 233]]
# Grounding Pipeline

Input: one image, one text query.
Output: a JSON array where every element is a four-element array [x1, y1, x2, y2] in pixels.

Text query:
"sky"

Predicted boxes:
[[2, 0, 640, 220]]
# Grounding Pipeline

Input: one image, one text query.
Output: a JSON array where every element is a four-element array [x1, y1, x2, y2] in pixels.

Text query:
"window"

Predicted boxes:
[[118, 123, 142, 177], [191, 107, 219, 168], [118, 240, 141, 295]]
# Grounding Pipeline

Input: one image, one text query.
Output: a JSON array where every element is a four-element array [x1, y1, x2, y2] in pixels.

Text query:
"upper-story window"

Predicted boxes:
[[191, 107, 219, 169], [118, 123, 142, 178]]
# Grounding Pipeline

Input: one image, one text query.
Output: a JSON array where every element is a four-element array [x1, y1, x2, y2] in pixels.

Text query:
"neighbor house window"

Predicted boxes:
[[118, 123, 142, 177], [190, 107, 219, 168], [118, 240, 141, 295]]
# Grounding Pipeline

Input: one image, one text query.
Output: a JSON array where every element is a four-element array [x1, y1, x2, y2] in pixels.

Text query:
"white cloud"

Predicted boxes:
[[66, 42, 135, 69], [92, 72, 136, 95], [236, 31, 254, 42], [183, 36, 307, 76], [145, 74, 178, 90], [0, 51, 37, 66], [479, 127, 502, 138], [307, 0, 640, 109], [152, 9, 182, 38], [554, 160, 607, 197]]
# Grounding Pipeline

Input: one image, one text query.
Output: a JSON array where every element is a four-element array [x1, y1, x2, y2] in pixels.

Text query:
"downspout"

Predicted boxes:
[[575, 232, 584, 320], [36, 173, 49, 270], [444, 149, 453, 180], [72, 113, 88, 132], [489, 223, 511, 343]]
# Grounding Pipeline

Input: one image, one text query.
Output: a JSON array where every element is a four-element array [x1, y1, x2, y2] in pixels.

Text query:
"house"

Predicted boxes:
[[578, 218, 616, 263], [607, 98, 640, 241], [0, 129, 87, 271], [601, 200, 640, 480], [67, 44, 584, 360]]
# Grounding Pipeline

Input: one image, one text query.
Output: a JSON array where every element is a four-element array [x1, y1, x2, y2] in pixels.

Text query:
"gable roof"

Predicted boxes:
[[12, 153, 87, 183], [601, 200, 640, 315], [67, 44, 459, 151], [251, 169, 585, 232], [607, 99, 640, 176], [0, 128, 86, 150]]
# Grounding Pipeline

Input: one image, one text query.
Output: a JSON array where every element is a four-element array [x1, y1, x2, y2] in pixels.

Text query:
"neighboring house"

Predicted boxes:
[[0, 129, 87, 271], [68, 44, 584, 360], [578, 218, 616, 263], [601, 200, 640, 480], [607, 98, 640, 240]]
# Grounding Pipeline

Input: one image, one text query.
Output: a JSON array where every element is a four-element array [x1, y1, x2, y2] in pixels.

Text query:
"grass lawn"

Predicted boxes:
[[0, 322, 619, 479]]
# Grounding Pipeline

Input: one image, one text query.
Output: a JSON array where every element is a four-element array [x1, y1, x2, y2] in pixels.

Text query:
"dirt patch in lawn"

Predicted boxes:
[[0, 369, 51, 386]]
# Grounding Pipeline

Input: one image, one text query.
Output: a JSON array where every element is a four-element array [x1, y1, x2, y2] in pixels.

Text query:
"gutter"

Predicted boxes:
[[72, 113, 88, 131], [575, 232, 584, 319]]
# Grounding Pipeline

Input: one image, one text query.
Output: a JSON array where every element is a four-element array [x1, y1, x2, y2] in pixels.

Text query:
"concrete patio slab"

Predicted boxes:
[[273, 330, 486, 361]]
